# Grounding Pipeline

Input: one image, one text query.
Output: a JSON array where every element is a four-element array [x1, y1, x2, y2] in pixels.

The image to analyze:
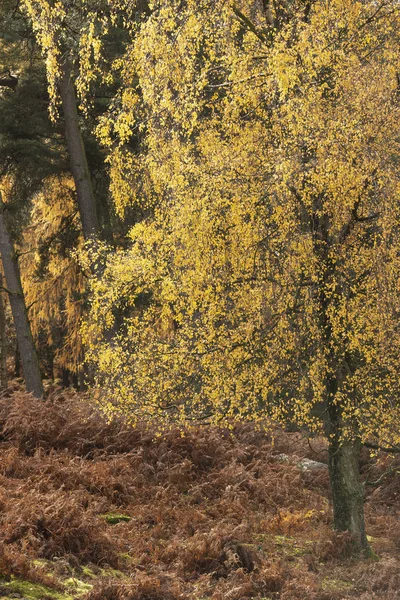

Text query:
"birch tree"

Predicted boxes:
[[84, 0, 400, 553]]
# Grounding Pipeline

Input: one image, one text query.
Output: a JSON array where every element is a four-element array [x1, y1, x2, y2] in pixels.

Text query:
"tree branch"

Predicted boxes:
[[232, 4, 268, 44], [0, 284, 19, 296], [363, 441, 400, 454]]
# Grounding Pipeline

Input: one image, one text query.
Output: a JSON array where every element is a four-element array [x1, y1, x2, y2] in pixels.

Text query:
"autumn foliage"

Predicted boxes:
[[0, 0, 400, 576]]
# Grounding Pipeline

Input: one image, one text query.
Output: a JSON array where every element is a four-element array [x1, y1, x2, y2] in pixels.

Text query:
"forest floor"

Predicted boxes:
[[0, 383, 398, 600]]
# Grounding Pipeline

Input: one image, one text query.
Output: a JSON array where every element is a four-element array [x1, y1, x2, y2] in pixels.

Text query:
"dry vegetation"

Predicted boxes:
[[0, 383, 398, 600]]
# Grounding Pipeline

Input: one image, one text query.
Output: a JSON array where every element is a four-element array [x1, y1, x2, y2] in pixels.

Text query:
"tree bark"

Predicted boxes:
[[58, 62, 100, 241], [323, 374, 369, 554], [328, 435, 370, 553], [0, 197, 44, 398], [15, 342, 21, 378], [61, 367, 70, 388], [0, 275, 7, 388]]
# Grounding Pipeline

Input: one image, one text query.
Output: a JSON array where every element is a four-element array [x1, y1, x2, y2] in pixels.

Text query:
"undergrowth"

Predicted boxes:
[[0, 383, 398, 599]]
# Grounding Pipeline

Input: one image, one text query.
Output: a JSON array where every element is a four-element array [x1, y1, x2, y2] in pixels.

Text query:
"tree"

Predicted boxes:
[[58, 61, 101, 240], [21, 0, 111, 245], [0, 193, 43, 398], [0, 0, 94, 388], [0, 1, 65, 394], [21, 0, 144, 245], [0, 274, 8, 388], [83, 0, 400, 554], [19, 176, 86, 381]]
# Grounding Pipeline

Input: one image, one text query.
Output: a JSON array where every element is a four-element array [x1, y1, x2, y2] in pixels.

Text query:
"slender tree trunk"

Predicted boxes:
[[323, 369, 369, 554], [0, 275, 7, 388], [58, 62, 100, 241], [78, 367, 86, 391], [58, 61, 104, 382], [0, 198, 43, 398]]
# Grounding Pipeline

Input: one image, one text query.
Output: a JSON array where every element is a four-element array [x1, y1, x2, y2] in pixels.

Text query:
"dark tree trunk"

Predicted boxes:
[[71, 371, 79, 389], [0, 198, 44, 398], [46, 348, 54, 380], [0, 275, 7, 388], [15, 342, 21, 378], [61, 367, 70, 388], [323, 377, 369, 553], [0, 75, 18, 90], [58, 62, 100, 241], [328, 435, 369, 553], [78, 366, 87, 392]]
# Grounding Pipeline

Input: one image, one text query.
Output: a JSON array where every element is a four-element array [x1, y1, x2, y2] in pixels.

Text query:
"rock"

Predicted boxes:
[[274, 454, 327, 471], [297, 458, 327, 471]]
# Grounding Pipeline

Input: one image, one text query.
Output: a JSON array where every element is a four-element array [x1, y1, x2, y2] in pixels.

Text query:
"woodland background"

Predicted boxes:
[[0, 1, 399, 598]]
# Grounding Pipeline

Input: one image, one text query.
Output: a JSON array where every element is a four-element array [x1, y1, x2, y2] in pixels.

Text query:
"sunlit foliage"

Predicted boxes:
[[21, 0, 141, 118], [79, 0, 400, 453], [19, 177, 86, 376], [20, 0, 400, 453]]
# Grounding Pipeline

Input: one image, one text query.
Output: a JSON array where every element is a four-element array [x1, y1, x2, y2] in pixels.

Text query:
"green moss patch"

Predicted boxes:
[[0, 578, 74, 600], [64, 577, 93, 595], [272, 535, 313, 557], [321, 577, 355, 592], [100, 512, 132, 525]]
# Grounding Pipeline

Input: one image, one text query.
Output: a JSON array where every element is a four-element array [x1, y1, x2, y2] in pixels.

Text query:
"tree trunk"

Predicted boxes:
[[323, 377, 370, 555], [328, 436, 370, 553], [15, 342, 21, 378], [326, 394, 370, 555], [58, 62, 100, 241], [310, 203, 370, 556], [0, 198, 44, 398], [0, 275, 7, 388], [61, 367, 70, 388]]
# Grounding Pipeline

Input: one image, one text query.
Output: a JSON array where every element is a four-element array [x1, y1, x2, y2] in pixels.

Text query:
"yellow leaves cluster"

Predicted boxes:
[[19, 176, 86, 373], [70, 0, 400, 445], [22, 0, 66, 119], [76, 13, 109, 111], [22, 0, 120, 118]]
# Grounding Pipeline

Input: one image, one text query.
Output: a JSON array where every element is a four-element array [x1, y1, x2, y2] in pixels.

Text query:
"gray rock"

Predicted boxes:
[[297, 458, 327, 471], [274, 454, 327, 471]]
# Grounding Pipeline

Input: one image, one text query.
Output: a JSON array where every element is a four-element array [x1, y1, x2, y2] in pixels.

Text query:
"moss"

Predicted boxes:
[[272, 535, 312, 557], [0, 567, 107, 600], [100, 567, 126, 578], [321, 577, 355, 592], [79, 565, 127, 584], [81, 565, 97, 578], [100, 512, 132, 525], [32, 558, 50, 568], [0, 578, 74, 600], [363, 546, 380, 561], [274, 535, 295, 546], [64, 577, 93, 594], [118, 552, 133, 563]]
